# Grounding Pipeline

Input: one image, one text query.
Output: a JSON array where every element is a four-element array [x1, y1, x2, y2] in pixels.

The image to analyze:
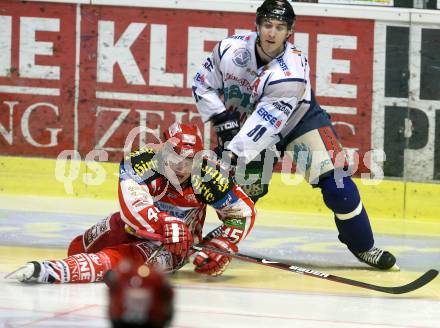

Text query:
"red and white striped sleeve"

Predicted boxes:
[[118, 177, 162, 233]]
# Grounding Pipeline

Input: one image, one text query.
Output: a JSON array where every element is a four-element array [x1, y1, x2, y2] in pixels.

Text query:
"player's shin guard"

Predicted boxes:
[[318, 175, 374, 252], [62, 252, 112, 283]]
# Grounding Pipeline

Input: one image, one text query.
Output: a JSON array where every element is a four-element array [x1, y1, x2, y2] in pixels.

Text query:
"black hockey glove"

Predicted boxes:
[[211, 111, 241, 153]]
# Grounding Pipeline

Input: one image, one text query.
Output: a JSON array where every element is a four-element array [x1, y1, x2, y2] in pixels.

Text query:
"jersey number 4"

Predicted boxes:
[[147, 207, 160, 222], [247, 124, 266, 142]]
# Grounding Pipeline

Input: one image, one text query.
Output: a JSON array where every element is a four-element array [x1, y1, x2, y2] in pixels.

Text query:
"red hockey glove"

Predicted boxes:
[[160, 216, 193, 258], [193, 237, 238, 276]]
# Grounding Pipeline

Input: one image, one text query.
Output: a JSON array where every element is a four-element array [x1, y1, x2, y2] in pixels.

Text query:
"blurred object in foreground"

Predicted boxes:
[[105, 260, 174, 328]]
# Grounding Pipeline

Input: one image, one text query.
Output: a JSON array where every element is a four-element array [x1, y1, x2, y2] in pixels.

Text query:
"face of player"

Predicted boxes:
[[169, 157, 193, 184], [257, 18, 292, 59], [164, 152, 193, 184]]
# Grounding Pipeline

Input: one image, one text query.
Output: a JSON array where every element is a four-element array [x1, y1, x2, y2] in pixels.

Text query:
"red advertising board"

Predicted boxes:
[[77, 6, 258, 161], [0, 1, 374, 171], [0, 1, 76, 157]]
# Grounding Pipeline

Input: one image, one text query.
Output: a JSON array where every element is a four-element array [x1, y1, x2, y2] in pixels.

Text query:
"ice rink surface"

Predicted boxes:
[[0, 195, 439, 328]]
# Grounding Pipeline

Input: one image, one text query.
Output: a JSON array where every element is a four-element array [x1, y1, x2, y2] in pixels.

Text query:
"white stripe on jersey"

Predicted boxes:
[[119, 179, 155, 231]]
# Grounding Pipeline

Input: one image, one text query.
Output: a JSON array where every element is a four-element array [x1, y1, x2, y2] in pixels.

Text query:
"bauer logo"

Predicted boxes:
[[232, 48, 251, 67], [289, 265, 329, 278]]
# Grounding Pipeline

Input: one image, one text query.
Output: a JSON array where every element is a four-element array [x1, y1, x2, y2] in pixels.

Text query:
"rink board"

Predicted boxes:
[[1, 155, 440, 221]]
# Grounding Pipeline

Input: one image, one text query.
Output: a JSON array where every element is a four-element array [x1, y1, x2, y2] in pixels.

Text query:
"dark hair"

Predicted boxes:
[[256, 0, 296, 29]]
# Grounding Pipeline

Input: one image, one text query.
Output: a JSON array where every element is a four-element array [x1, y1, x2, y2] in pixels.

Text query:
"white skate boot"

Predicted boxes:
[[5, 261, 60, 283]]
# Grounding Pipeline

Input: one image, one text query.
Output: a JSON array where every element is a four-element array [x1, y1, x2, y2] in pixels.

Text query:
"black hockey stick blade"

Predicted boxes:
[[193, 244, 439, 295], [328, 269, 438, 294]]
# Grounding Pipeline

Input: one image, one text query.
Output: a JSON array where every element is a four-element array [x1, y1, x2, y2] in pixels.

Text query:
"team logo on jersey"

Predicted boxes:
[[232, 48, 251, 67]]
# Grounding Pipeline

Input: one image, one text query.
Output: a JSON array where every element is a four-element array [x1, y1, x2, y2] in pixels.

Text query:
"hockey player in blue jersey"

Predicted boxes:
[[192, 0, 398, 270]]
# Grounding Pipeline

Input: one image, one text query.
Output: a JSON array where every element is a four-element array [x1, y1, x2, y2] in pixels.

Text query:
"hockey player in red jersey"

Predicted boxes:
[[7, 123, 256, 283]]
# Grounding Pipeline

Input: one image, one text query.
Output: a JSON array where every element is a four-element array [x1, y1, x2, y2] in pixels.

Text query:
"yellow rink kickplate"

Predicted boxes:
[[1, 155, 440, 221]]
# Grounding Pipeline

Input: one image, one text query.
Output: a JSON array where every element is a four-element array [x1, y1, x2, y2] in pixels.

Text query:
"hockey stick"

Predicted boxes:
[[136, 230, 438, 294]]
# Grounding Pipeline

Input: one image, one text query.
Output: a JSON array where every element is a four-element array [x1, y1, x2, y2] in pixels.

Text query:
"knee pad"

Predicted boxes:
[[318, 175, 374, 252], [67, 235, 85, 256], [318, 175, 362, 219]]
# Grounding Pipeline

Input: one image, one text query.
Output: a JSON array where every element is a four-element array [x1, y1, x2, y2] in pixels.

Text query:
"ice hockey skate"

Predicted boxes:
[[5, 261, 59, 283], [351, 247, 400, 271]]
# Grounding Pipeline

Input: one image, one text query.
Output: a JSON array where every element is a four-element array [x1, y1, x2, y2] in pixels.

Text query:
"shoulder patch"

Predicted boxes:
[[232, 47, 252, 67], [191, 158, 233, 204], [125, 146, 156, 160], [122, 147, 161, 183]]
